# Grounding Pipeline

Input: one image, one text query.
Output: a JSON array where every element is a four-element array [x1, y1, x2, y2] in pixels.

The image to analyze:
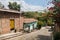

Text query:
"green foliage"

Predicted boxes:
[[23, 12, 41, 18], [23, 12, 34, 18], [23, 11, 54, 27], [0, 2, 4, 9], [47, 18, 53, 26], [8, 2, 20, 11], [37, 21, 41, 29], [38, 21, 46, 26], [53, 0, 60, 13]]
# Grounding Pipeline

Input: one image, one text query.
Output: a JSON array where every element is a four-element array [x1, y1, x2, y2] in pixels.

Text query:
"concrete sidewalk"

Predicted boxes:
[[1, 27, 52, 40], [0, 27, 52, 40], [0, 32, 23, 40]]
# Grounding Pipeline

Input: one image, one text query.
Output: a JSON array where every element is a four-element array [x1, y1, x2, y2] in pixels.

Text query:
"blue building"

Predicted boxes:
[[23, 18, 38, 32]]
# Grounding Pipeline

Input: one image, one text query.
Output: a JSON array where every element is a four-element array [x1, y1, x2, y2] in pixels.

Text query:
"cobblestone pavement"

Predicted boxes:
[[7, 27, 52, 40]]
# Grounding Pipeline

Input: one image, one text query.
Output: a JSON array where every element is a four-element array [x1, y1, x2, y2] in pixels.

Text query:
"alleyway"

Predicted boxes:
[[6, 27, 52, 40]]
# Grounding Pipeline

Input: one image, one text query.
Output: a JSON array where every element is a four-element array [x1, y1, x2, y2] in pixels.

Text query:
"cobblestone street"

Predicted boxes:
[[6, 27, 52, 40]]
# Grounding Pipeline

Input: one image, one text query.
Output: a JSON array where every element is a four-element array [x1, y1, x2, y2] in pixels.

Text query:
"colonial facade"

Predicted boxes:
[[0, 9, 24, 34]]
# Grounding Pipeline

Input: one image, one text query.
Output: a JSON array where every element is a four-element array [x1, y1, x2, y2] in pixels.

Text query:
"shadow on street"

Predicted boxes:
[[36, 35, 52, 40]]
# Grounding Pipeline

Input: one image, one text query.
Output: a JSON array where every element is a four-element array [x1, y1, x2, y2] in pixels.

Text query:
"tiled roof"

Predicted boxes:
[[0, 9, 20, 13]]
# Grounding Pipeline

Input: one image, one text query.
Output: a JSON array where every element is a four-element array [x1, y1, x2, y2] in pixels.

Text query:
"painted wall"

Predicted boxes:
[[19, 17, 24, 31], [29, 22, 37, 30], [0, 12, 23, 34], [23, 21, 37, 31]]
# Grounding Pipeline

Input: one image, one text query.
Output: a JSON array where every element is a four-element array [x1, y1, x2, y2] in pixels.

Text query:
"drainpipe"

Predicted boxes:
[[0, 18, 1, 34]]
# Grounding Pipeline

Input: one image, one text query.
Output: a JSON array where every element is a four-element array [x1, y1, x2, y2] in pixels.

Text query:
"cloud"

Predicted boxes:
[[21, 0, 46, 12], [0, 0, 54, 12]]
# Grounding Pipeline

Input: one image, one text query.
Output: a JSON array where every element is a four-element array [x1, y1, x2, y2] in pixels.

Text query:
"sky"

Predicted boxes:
[[24, 0, 52, 7], [0, 0, 54, 12]]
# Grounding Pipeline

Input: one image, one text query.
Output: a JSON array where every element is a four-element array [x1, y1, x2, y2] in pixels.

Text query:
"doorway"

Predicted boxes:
[[10, 19, 15, 32]]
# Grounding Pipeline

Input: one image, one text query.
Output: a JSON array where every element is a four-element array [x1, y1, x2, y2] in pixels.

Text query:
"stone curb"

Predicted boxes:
[[0, 32, 23, 40]]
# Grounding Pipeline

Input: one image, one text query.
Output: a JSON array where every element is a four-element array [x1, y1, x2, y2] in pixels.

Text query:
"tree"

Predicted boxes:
[[23, 12, 40, 18], [52, 0, 60, 14], [0, 2, 4, 9], [8, 2, 20, 11], [52, 0, 60, 40], [52, 0, 60, 23]]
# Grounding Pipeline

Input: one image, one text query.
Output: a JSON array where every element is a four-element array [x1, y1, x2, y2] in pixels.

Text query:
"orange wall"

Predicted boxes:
[[0, 12, 24, 34]]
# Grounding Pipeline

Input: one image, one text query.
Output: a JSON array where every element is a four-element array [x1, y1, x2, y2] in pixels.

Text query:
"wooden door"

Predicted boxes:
[[10, 19, 15, 30]]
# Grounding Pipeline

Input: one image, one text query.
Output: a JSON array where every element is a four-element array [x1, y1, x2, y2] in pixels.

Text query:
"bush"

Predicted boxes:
[[47, 19, 53, 26], [39, 21, 46, 26], [53, 32, 60, 40], [37, 21, 41, 29], [37, 21, 46, 29]]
